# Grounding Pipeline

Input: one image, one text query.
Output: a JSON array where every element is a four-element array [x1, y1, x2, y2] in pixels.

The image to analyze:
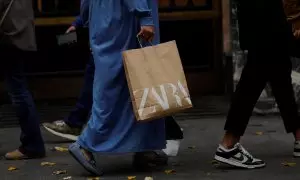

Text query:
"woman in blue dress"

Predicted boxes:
[[68, 0, 166, 175]]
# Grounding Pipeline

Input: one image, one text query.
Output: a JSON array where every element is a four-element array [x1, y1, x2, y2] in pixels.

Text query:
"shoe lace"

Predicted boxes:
[[54, 120, 66, 127], [236, 143, 254, 160]]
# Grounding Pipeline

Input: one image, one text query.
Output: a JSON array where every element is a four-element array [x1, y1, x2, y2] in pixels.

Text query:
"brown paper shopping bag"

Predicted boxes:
[[122, 40, 193, 121]]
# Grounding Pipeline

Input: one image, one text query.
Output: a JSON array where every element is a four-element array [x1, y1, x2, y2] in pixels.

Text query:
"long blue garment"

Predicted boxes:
[[77, 0, 166, 153]]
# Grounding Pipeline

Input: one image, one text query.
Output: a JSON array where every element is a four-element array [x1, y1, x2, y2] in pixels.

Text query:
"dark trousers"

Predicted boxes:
[[64, 54, 183, 140], [0, 47, 45, 154], [225, 50, 300, 136]]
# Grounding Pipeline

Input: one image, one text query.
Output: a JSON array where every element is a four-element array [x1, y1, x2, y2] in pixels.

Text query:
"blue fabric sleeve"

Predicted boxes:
[[72, 16, 84, 27], [124, 0, 154, 26]]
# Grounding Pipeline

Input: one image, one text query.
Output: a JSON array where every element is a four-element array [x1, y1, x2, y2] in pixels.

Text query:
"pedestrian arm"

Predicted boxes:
[[80, 0, 90, 27], [72, 15, 84, 28], [124, 0, 154, 26]]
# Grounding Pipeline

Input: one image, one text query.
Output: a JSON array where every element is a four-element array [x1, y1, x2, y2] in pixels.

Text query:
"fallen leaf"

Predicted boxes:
[[53, 170, 67, 175], [210, 160, 220, 167], [127, 176, 136, 180], [63, 176, 72, 180], [164, 169, 176, 174], [144, 177, 153, 180], [188, 146, 196, 149], [255, 132, 263, 135], [53, 146, 68, 152], [210, 160, 220, 165], [8, 166, 18, 171], [87, 177, 100, 180], [41, 162, 56, 166], [282, 162, 296, 167]]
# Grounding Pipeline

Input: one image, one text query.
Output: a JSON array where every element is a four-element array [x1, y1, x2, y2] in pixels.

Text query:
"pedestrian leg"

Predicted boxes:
[[3, 48, 45, 159], [43, 54, 95, 141], [214, 51, 268, 169]]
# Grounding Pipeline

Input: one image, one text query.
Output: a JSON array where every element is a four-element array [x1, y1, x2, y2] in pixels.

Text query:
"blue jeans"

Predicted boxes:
[[64, 54, 183, 140], [2, 47, 45, 154], [64, 55, 94, 128]]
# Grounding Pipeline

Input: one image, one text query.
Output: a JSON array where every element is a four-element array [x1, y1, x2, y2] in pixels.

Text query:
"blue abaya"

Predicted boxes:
[[77, 0, 166, 153]]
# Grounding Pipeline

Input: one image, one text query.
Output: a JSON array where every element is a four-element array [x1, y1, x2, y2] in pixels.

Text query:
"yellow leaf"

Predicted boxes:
[[8, 166, 17, 171], [255, 132, 263, 135], [282, 162, 296, 167], [87, 177, 100, 180], [210, 160, 220, 167], [53, 170, 67, 175], [41, 162, 56, 166], [53, 146, 68, 152], [127, 176, 136, 180], [210, 160, 220, 165], [63, 176, 72, 180], [144, 177, 153, 180], [164, 169, 176, 174]]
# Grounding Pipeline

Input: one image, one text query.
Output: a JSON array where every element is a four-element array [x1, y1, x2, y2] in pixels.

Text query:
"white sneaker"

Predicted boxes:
[[294, 141, 300, 157], [162, 140, 181, 157], [214, 143, 266, 169]]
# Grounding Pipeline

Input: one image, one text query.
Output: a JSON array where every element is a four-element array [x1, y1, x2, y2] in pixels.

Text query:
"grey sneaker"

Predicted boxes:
[[43, 120, 82, 141]]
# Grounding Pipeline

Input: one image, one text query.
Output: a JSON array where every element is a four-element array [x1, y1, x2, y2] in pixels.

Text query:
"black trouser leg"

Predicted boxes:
[[165, 116, 183, 140], [269, 59, 300, 133], [224, 51, 268, 136]]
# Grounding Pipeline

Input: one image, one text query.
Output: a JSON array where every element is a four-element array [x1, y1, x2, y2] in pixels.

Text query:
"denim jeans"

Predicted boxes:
[[64, 54, 94, 128], [1, 47, 45, 154], [64, 54, 183, 140]]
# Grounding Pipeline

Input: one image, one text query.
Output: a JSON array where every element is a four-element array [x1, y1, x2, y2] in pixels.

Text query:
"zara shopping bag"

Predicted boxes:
[[122, 40, 193, 121]]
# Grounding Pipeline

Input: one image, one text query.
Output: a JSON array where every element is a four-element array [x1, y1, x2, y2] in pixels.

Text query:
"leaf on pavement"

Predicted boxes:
[[8, 166, 18, 171], [52, 146, 68, 152], [144, 177, 153, 180], [87, 177, 100, 180], [53, 170, 67, 175], [210, 160, 220, 167], [127, 176, 136, 180], [164, 169, 176, 174], [41, 162, 56, 166], [255, 131, 263, 135], [63, 176, 72, 180], [282, 162, 296, 167]]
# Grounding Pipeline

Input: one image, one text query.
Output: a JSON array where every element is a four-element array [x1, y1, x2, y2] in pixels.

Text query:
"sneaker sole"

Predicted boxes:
[[293, 152, 300, 157], [214, 155, 266, 169], [68, 144, 103, 176], [43, 125, 78, 141]]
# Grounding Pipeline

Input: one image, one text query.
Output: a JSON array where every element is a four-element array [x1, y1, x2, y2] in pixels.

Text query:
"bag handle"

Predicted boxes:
[[136, 35, 153, 48], [0, 0, 15, 28]]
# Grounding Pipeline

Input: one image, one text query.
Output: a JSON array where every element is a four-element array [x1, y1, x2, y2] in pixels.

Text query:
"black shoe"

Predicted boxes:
[[214, 143, 266, 169]]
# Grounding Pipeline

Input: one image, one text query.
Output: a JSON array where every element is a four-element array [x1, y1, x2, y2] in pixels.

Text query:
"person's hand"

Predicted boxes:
[[294, 29, 300, 39], [137, 25, 155, 42], [66, 26, 76, 34]]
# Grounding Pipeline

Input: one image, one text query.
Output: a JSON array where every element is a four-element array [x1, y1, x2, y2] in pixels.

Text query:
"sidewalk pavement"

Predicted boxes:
[[0, 116, 299, 180]]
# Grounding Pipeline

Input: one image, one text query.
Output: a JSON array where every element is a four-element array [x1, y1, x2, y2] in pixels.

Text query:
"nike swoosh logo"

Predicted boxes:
[[233, 153, 248, 163]]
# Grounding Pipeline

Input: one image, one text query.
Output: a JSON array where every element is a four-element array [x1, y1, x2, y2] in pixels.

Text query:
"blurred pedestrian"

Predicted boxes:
[[0, 0, 45, 160], [214, 0, 300, 169]]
